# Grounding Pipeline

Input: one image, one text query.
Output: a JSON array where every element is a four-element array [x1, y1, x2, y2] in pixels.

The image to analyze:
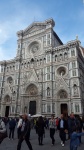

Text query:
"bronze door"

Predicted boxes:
[[29, 101, 36, 115], [5, 106, 10, 117]]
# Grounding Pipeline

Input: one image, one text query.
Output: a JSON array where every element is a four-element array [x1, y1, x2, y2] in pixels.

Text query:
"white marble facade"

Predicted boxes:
[[0, 18, 84, 117]]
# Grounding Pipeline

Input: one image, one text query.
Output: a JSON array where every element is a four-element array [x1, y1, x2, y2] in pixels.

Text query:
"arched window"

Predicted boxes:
[[64, 52, 67, 59], [55, 55, 57, 61], [71, 49, 75, 56], [59, 54, 62, 61]]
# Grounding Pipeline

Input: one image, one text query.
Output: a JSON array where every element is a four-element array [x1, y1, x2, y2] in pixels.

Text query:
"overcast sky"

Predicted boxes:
[[0, 0, 84, 61]]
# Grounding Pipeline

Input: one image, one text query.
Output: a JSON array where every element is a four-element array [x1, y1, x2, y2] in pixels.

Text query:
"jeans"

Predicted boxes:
[[9, 128, 15, 139], [50, 128, 55, 144]]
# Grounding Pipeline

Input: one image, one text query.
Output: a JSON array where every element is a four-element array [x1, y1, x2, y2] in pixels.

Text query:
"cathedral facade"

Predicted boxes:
[[0, 18, 84, 117]]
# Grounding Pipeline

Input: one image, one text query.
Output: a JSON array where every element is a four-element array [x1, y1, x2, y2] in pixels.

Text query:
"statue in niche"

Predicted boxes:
[[60, 70, 65, 76], [73, 84, 78, 95], [47, 87, 50, 96], [9, 83, 13, 93]]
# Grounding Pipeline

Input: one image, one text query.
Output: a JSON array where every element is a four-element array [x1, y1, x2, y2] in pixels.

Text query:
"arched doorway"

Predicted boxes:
[[57, 89, 68, 117], [26, 84, 38, 115], [4, 95, 10, 117], [61, 104, 68, 118], [29, 101, 36, 115]]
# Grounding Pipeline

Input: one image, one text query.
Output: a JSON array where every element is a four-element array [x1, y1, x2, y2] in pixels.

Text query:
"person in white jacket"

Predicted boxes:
[[17, 116, 23, 139], [0, 119, 6, 133], [0, 118, 6, 143]]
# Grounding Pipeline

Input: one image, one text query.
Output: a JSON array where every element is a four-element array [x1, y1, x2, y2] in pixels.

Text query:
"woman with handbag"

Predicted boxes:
[[0, 118, 7, 144]]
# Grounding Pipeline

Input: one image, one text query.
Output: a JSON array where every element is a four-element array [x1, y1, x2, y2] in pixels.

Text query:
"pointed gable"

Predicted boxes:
[[17, 18, 55, 36]]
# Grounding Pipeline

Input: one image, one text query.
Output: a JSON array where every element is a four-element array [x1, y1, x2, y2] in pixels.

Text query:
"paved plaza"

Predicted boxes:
[[0, 128, 84, 150]]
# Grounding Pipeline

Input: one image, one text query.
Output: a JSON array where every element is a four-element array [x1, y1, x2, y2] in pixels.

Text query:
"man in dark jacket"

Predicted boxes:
[[68, 113, 78, 139], [58, 114, 68, 147], [9, 118, 16, 140], [17, 114, 33, 150]]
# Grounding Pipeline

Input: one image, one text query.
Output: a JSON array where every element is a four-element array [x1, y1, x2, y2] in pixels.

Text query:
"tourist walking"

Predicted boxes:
[[58, 114, 68, 147], [68, 113, 79, 139], [49, 114, 56, 146], [37, 116, 45, 145], [17, 115, 23, 139], [9, 118, 16, 140], [17, 114, 33, 150]]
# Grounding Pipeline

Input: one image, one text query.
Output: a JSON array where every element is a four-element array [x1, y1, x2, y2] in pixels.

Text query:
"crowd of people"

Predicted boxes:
[[0, 112, 84, 150]]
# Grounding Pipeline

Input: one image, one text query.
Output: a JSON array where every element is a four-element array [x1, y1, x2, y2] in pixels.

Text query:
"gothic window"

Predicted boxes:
[[59, 54, 62, 61], [47, 87, 50, 96], [47, 33, 50, 39], [15, 79, 18, 85], [47, 40, 50, 45], [44, 58, 46, 64], [31, 58, 34, 63], [64, 52, 67, 59], [1, 66, 4, 72], [75, 104, 80, 113], [40, 59, 42, 65], [27, 62, 29, 68], [24, 63, 26, 67], [37, 59, 39, 66], [55, 55, 57, 61], [72, 70, 76, 76], [47, 66, 50, 73], [42, 104, 46, 113], [15, 64, 19, 70], [47, 104, 51, 113], [43, 35, 46, 41], [6, 67, 9, 72], [72, 61, 76, 68], [0, 76, 3, 81], [13, 65, 15, 70], [43, 35, 46, 46], [47, 74, 50, 80], [47, 55, 50, 62], [71, 49, 75, 56]]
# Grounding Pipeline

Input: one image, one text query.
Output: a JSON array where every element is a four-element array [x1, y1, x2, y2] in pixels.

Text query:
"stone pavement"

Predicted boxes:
[[0, 128, 84, 150]]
